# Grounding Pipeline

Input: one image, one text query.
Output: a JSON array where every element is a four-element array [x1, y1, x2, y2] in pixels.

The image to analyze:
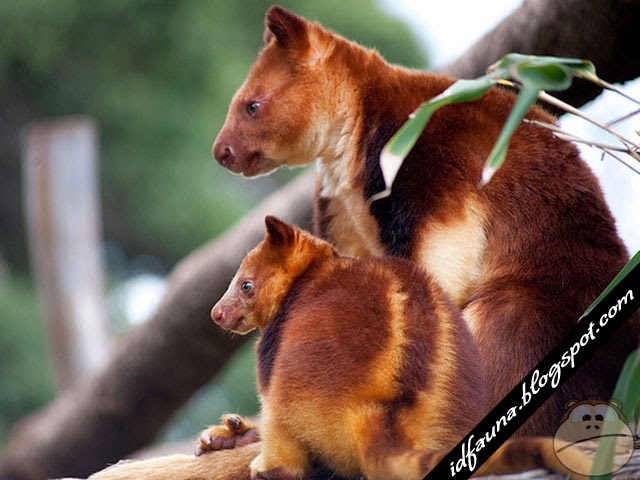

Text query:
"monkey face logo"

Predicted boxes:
[[553, 399, 634, 476]]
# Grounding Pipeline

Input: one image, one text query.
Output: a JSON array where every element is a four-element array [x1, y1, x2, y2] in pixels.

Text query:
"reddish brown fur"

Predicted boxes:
[[213, 5, 639, 437], [206, 217, 590, 479], [213, 216, 486, 478], [87, 8, 619, 479]]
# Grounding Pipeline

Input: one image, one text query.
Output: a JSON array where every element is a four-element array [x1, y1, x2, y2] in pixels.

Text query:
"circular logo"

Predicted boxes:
[[553, 399, 634, 476]]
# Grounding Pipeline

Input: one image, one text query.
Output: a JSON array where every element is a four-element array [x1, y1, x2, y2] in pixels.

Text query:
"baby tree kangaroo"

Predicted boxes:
[[212, 5, 639, 436], [201, 216, 588, 480]]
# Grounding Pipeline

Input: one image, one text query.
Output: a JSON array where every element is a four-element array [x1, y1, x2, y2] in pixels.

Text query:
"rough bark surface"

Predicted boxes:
[[2, 0, 640, 478]]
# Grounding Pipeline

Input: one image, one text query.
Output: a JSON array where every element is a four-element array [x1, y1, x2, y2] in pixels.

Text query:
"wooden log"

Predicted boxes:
[[82, 443, 640, 480]]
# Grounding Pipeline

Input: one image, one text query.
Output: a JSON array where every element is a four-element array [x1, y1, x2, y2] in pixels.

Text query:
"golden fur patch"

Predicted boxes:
[[416, 196, 487, 307]]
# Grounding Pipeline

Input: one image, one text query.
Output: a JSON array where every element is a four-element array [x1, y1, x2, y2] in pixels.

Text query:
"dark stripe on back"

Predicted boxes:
[[359, 110, 423, 259], [256, 278, 305, 391], [395, 265, 438, 393], [381, 261, 440, 434]]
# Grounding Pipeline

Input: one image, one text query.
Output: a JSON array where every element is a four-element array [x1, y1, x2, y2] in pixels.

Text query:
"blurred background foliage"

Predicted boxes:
[[0, 0, 427, 448]]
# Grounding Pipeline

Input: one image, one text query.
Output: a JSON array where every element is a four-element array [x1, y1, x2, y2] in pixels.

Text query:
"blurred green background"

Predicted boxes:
[[0, 0, 427, 448]]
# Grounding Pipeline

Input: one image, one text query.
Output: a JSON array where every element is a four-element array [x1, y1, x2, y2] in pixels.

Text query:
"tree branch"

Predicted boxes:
[[442, 0, 640, 110]]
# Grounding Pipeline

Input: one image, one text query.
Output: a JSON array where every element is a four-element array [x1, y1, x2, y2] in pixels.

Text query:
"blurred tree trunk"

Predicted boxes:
[[23, 118, 110, 390], [1, 0, 640, 478]]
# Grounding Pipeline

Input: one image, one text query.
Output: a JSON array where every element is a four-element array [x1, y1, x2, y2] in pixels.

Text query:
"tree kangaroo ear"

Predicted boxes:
[[264, 215, 296, 248], [263, 5, 309, 49]]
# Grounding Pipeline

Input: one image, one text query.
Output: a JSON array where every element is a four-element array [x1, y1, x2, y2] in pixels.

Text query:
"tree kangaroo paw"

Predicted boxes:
[[196, 414, 260, 456]]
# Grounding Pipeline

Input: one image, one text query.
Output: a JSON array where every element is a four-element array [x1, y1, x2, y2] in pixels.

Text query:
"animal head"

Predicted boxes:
[[553, 399, 634, 475], [212, 6, 368, 176], [211, 215, 337, 334], [555, 399, 630, 442]]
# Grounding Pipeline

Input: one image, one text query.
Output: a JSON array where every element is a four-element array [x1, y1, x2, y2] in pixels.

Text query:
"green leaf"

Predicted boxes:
[[479, 84, 540, 186], [437, 77, 498, 103], [488, 53, 597, 87], [581, 250, 640, 320], [590, 347, 640, 479], [515, 63, 573, 91], [372, 77, 496, 202], [611, 348, 640, 423], [479, 54, 601, 186]]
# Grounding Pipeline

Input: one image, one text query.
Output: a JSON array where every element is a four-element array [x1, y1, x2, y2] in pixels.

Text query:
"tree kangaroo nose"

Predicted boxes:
[[211, 304, 225, 324], [213, 140, 236, 167]]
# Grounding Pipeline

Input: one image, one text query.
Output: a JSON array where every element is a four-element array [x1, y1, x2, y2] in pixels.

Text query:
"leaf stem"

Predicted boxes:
[[596, 78, 640, 107], [606, 107, 640, 128], [537, 91, 640, 151], [523, 119, 636, 153]]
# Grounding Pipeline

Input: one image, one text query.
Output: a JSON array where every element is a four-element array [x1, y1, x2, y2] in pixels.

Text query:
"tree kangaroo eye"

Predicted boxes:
[[241, 281, 253, 293], [247, 102, 260, 115]]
